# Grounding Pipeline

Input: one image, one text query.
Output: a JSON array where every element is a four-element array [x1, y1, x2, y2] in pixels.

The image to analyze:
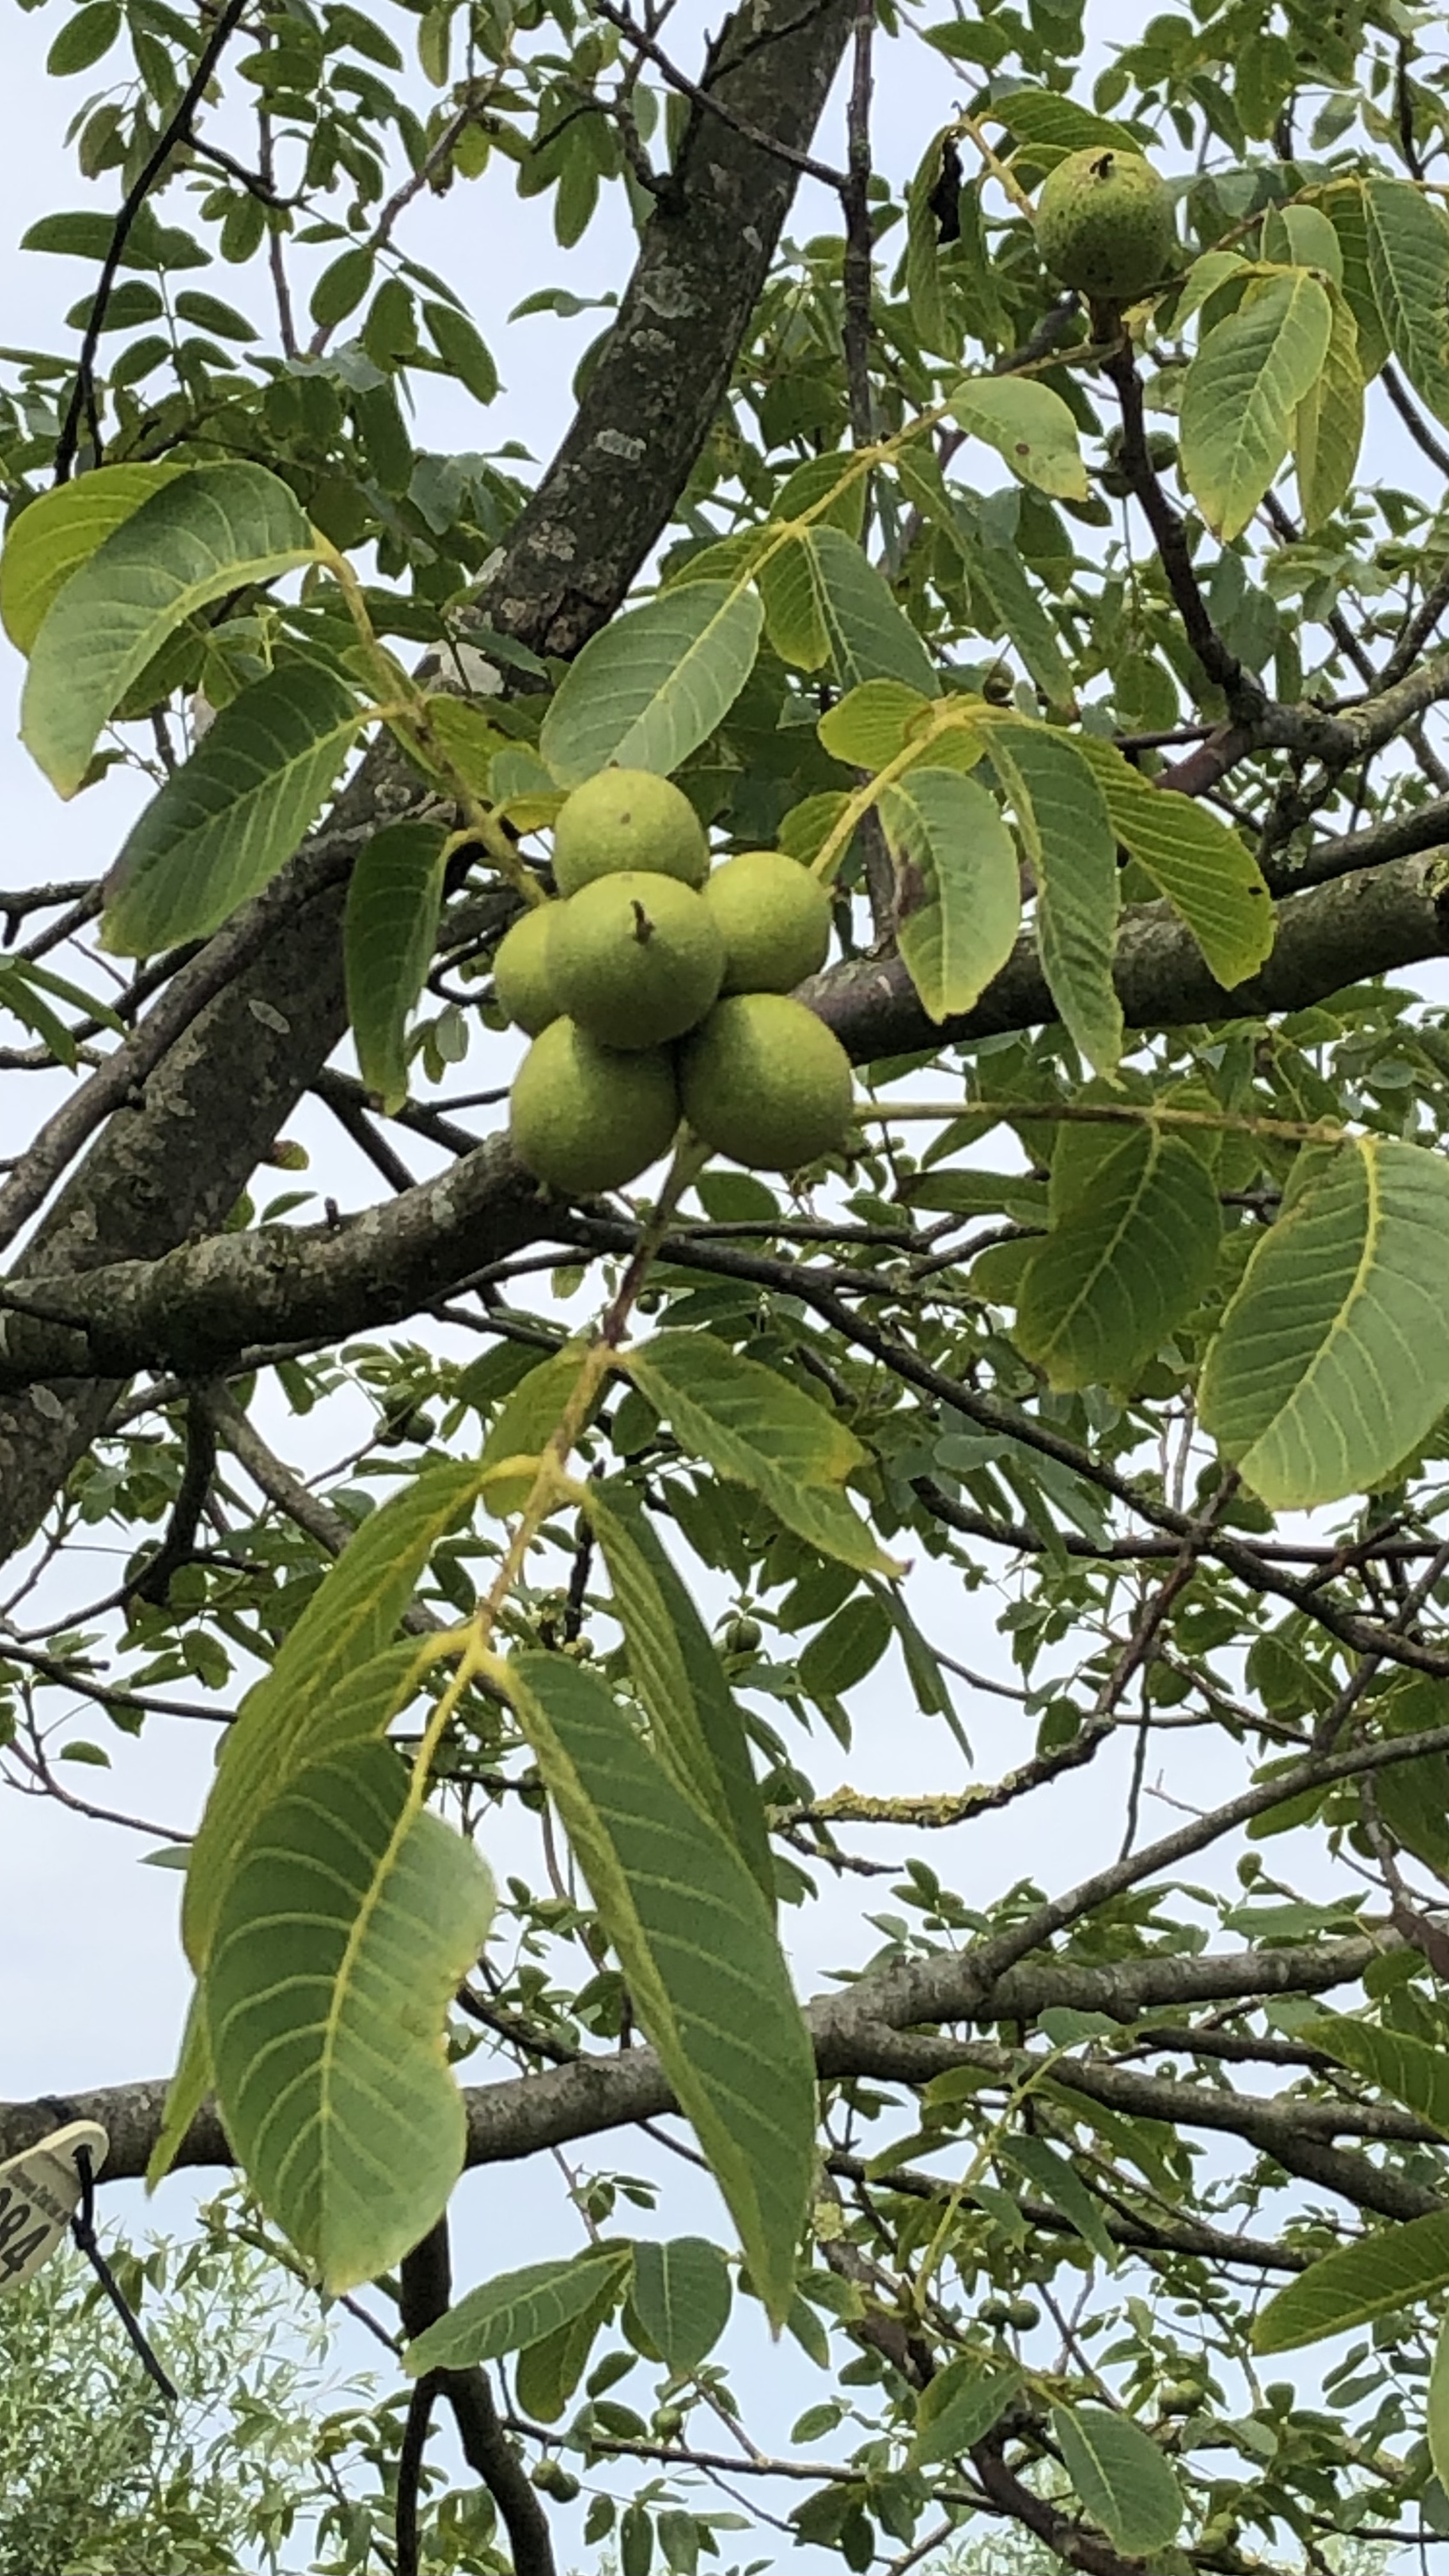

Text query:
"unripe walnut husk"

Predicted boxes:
[[1035, 147, 1175, 303]]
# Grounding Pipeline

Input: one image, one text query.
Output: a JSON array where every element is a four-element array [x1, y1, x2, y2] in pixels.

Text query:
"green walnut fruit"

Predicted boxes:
[[703, 849, 832, 994], [1007, 2297, 1041, 2331], [680, 992, 854, 1173], [492, 902, 561, 1035], [723, 1614, 763, 1655], [510, 1017, 680, 1195], [549, 872, 724, 1050], [551, 766, 709, 898], [531, 2460, 581, 2502], [1035, 147, 1175, 302], [979, 2297, 1016, 2330], [1158, 2382, 1202, 2418]]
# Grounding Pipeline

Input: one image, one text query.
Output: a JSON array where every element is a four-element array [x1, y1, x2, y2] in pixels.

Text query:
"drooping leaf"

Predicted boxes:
[[629, 1333, 895, 1574], [1363, 176, 1449, 428], [1051, 2405, 1183, 2554], [423, 299, 499, 405], [183, 1460, 481, 1971], [22, 465, 320, 796], [1199, 1139, 1449, 1509], [344, 822, 449, 1112], [1071, 734, 1273, 987], [1180, 269, 1334, 541], [405, 2247, 632, 2374], [911, 2357, 1022, 2468], [953, 527, 1079, 716], [1322, 180, 1390, 380], [1306, 2013, 1449, 2140], [1254, 2208, 1449, 2353], [0, 464, 183, 655], [1014, 1124, 1221, 1389], [878, 767, 1021, 1023], [631, 2237, 733, 2373], [759, 526, 940, 696], [1293, 283, 1363, 531], [102, 666, 365, 954], [205, 1742, 494, 2292], [505, 1651, 817, 2329], [586, 1481, 774, 1905], [904, 128, 954, 352], [999, 2135, 1117, 2264], [146, 1987, 212, 2192], [950, 376, 1090, 502], [539, 582, 763, 786], [987, 721, 1122, 1074]]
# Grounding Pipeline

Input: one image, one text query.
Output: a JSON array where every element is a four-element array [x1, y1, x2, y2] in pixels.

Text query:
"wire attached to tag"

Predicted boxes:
[[70, 2144, 178, 2403]]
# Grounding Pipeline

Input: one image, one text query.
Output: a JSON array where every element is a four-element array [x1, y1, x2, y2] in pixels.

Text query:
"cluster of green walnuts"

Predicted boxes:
[[492, 769, 856, 1196]]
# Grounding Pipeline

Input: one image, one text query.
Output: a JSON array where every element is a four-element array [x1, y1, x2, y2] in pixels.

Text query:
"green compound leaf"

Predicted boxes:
[[0, 462, 183, 655], [879, 766, 1021, 1023], [1198, 1138, 1449, 1508], [1363, 176, 1449, 428], [1306, 2013, 1449, 2141], [405, 2247, 632, 2374], [184, 1459, 482, 1972], [586, 1480, 774, 1906], [629, 1332, 896, 1575], [631, 2236, 733, 2373], [911, 2356, 1022, 2469], [758, 524, 940, 696], [987, 720, 1122, 1075], [1255, 2208, 1449, 2354], [344, 822, 449, 1112], [1293, 282, 1364, 531], [1071, 734, 1273, 987], [1015, 1124, 1221, 1390], [102, 666, 366, 955], [540, 581, 763, 786], [950, 375, 1090, 502], [1180, 269, 1334, 541], [1051, 2405, 1183, 2554], [505, 1651, 817, 2330], [22, 464, 320, 796], [205, 1741, 494, 2293]]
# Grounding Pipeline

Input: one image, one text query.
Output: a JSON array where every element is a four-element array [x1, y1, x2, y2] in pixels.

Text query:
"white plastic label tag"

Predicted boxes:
[[0, 2119, 109, 2293]]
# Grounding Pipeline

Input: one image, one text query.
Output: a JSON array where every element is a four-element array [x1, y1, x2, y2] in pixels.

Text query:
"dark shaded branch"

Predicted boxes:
[[400, 2220, 557, 2576]]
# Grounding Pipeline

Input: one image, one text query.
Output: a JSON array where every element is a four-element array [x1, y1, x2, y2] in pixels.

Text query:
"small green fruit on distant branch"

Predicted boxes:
[[510, 1017, 680, 1194], [551, 766, 709, 897], [1035, 147, 1175, 302]]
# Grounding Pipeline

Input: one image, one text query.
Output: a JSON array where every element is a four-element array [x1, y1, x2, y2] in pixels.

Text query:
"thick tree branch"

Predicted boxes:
[[2, 1932, 1394, 2182], [6, 854, 1448, 1396]]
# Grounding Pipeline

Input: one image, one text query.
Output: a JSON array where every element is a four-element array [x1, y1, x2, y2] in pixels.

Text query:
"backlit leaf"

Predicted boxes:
[[540, 581, 763, 785], [987, 721, 1122, 1074], [102, 666, 365, 955], [1016, 1123, 1220, 1387], [1255, 2208, 1449, 2352], [950, 376, 1090, 502], [23, 465, 320, 796], [1, 464, 183, 655], [1052, 2406, 1182, 2554], [345, 821, 449, 1112], [631, 2237, 733, 2373], [505, 1651, 816, 2329], [879, 766, 1021, 1023], [205, 1742, 494, 2291], [1180, 269, 1334, 540], [1364, 176, 1449, 428], [1200, 1139, 1449, 1508], [406, 2248, 632, 2373], [1071, 734, 1273, 987]]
